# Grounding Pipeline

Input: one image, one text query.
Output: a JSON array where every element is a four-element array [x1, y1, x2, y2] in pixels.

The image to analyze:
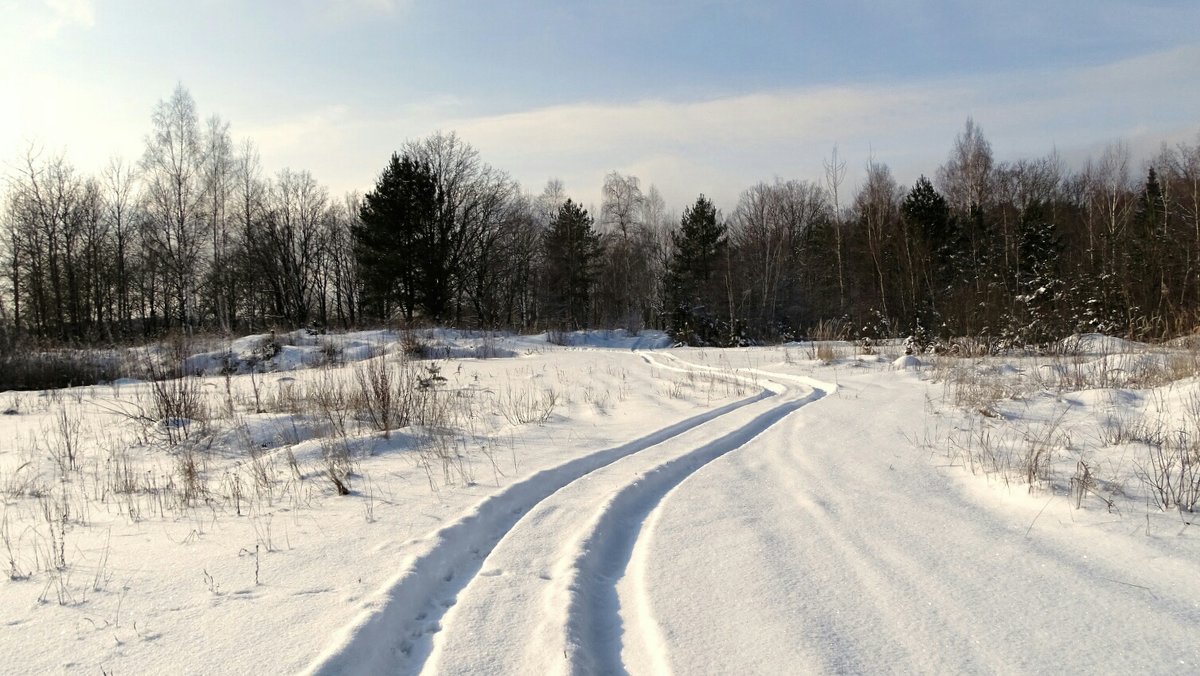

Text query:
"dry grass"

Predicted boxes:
[[926, 339, 1200, 513], [495, 385, 559, 425]]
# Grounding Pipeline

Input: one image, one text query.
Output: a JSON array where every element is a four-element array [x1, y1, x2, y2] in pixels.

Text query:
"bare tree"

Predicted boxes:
[[75, 177, 108, 335], [1082, 142, 1134, 309], [936, 118, 1000, 322], [824, 144, 848, 310], [231, 139, 268, 326], [937, 117, 995, 214], [536, 178, 567, 225], [102, 157, 139, 329], [597, 171, 652, 329], [854, 161, 902, 324], [600, 171, 644, 239], [730, 179, 829, 334], [140, 84, 207, 330], [1155, 137, 1200, 311], [7, 148, 85, 336], [639, 184, 674, 328], [264, 168, 329, 325], [324, 192, 362, 328], [202, 114, 235, 332]]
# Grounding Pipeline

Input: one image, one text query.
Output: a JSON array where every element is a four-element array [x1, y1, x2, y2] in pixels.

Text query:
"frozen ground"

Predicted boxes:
[[2, 331, 1199, 673]]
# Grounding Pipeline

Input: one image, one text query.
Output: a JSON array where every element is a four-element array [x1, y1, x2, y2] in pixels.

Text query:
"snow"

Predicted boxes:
[[1063, 332, 1148, 355], [3, 332, 1200, 673]]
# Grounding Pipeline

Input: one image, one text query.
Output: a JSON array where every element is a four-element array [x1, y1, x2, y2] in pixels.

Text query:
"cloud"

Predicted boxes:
[[0, 0, 94, 71], [350, 0, 408, 11], [230, 44, 1200, 211], [316, 0, 411, 20], [44, 0, 95, 28], [3, 37, 1197, 215], [382, 45, 1191, 209]]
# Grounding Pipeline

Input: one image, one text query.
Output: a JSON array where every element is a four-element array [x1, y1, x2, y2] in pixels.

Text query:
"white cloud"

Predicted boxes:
[[246, 105, 354, 160], [0, 0, 94, 77], [316, 0, 411, 20], [225, 43, 1200, 211], [0, 0, 95, 42], [402, 45, 1200, 209], [350, 0, 407, 11], [44, 0, 95, 29], [3, 38, 1197, 214]]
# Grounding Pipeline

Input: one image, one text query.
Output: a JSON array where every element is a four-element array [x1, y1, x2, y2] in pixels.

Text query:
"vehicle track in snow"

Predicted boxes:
[[622, 362, 1200, 673], [420, 355, 829, 675], [304, 351, 829, 675]]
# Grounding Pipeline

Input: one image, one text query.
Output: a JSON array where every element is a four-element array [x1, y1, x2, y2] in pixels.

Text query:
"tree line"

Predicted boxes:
[[3, 85, 1200, 350]]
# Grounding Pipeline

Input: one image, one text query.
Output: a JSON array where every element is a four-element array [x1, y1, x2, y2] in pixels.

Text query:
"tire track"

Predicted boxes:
[[417, 354, 831, 675], [622, 365, 1200, 673], [302, 353, 774, 675], [563, 383, 827, 675]]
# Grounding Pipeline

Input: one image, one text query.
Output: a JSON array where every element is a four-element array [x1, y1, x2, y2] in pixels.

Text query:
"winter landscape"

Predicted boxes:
[[2, 330, 1200, 673], [5, 1, 1200, 674]]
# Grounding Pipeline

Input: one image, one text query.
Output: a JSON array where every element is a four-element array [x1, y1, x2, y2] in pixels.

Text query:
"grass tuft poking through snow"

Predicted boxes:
[[924, 334, 1200, 517]]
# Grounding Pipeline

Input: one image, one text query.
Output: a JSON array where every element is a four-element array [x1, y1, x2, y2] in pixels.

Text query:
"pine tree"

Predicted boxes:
[[666, 194, 728, 344], [353, 153, 441, 321], [901, 176, 959, 314], [542, 199, 601, 329]]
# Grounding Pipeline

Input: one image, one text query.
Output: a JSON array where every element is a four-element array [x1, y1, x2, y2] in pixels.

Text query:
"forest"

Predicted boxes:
[[3, 85, 1199, 355]]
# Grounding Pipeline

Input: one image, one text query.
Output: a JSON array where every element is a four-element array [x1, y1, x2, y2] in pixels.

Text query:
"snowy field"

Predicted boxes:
[[2, 330, 1200, 673]]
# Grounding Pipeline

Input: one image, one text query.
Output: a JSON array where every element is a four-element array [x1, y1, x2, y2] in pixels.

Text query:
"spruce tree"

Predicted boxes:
[[901, 176, 959, 303], [1011, 201, 1064, 344], [542, 199, 601, 329], [1131, 167, 1171, 328], [666, 195, 727, 344]]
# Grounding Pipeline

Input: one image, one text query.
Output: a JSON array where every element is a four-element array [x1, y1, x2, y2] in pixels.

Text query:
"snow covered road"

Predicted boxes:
[[628, 362, 1200, 674], [308, 351, 1200, 674], [306, 354, 830, 674]]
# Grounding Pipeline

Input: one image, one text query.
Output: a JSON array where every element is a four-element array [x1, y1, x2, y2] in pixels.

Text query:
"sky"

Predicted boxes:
[[2, 0, 1199, 213]]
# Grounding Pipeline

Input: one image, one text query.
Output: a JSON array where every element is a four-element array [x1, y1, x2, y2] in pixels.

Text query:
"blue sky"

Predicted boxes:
[[3, 0, 1198, 211]]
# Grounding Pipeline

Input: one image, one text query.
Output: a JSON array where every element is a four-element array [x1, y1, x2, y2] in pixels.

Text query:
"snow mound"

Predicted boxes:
[[977, 363, 1020, 376], [1062, 333, 1146, 355], [1166, 333, 1200, 350], [178, 329, 536, 376], [537, 329, 671, 350], [892, 355, 922, 369]]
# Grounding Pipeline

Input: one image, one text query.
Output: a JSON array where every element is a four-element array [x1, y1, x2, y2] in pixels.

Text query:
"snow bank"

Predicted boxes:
[[529, 329, 672, 350], [1062, 333, 1147, 355]]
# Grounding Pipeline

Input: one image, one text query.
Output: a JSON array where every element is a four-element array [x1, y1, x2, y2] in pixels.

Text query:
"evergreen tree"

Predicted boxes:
[[1130, 167, 1172, 329], [666, 194, 728, 344], [353, 153, 441, 321], [541, 199, 600, 329], [1011, 201, 1063, 344], [900, 176, 957, 330], [902, 177, 959, 280]]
